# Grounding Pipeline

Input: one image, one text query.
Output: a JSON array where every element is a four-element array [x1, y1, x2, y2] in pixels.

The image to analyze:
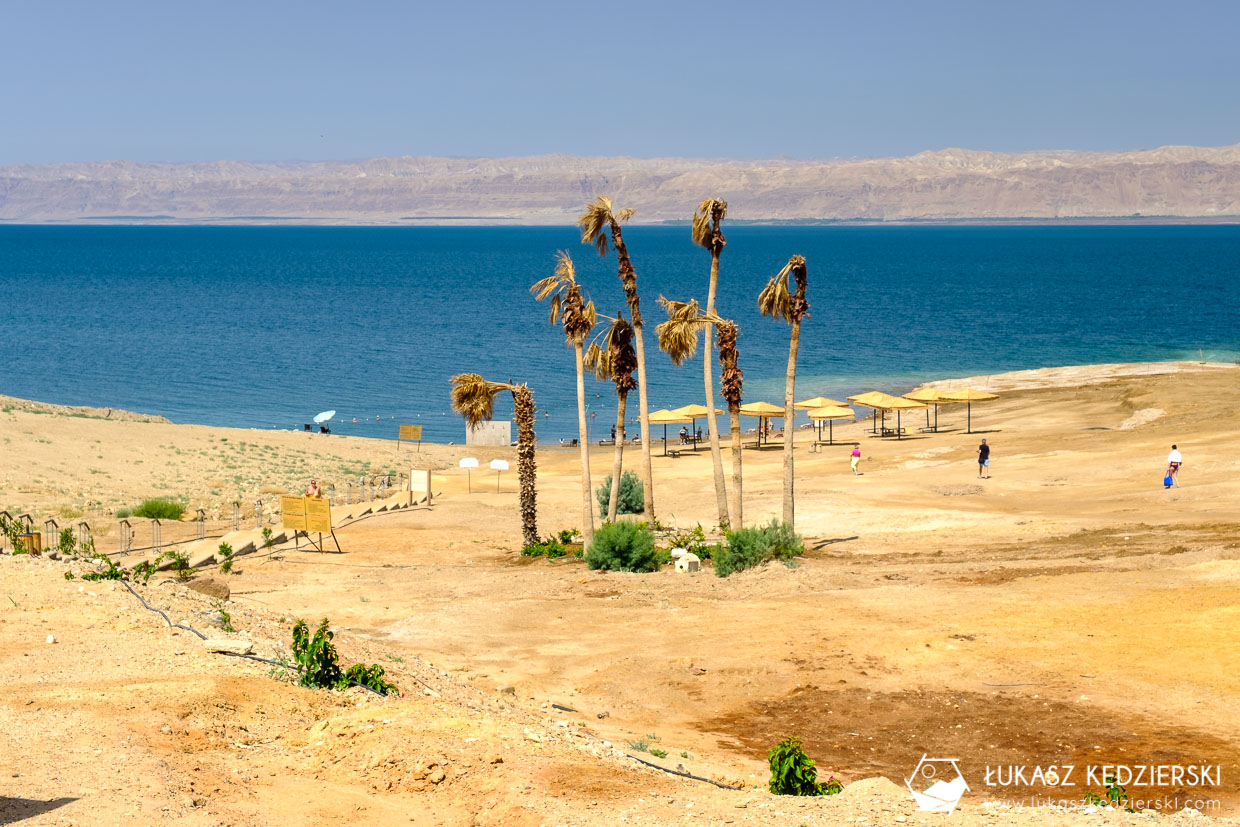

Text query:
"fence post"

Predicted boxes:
[[232, 501, 241, 532], [119, 519, 132, 554], [151, 519, 162, 557], [195, 508, 206, 540], [44, 518, 59, 553], [0, 510, 10, 553], [77, 521, 92, 550], [255, 499, 263, 528]]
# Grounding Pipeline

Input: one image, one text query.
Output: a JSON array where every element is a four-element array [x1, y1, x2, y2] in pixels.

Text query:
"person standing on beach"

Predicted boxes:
[[1167, 444, 1183, 487], [977, 438, 991, 478], [850, 443, 862, 475], [306, 479, 322, 498]]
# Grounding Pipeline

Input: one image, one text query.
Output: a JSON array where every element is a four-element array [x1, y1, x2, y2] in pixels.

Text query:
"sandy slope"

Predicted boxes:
[[2, 361, 1239, 824]]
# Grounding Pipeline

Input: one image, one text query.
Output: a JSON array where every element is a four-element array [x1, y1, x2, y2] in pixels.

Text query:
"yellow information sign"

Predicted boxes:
[[281, 496, 308, 531], [399, 424, 422, 441], [305, 497, 332, 534]]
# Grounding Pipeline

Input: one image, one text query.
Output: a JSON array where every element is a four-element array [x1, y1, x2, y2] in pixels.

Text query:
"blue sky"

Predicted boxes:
[[1, 0, 1237, 164]]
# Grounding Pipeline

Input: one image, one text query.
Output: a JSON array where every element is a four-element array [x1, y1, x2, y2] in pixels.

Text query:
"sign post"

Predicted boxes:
[[490, 458, 509, 493], [459, 457, 478, 493], [397, 424, 423, 451], [282, 495, 339, 553]]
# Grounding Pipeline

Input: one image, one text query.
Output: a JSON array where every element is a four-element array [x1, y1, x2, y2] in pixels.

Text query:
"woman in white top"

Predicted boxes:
[[1167, 445, 1183, 488]]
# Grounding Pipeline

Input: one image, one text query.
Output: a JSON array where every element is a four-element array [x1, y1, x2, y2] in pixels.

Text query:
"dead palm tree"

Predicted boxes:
[[758, 254, 809, 528], [584, 312, 638, 522], [579, 196, 656, 522], [656, 297, 745, 527], [691, 198, 730, 527], [450, 373, 538, 547], [530, 251, 598, 547]]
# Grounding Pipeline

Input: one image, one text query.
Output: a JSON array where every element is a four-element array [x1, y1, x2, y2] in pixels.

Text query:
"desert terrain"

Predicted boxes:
[[2, 360, 1239, 825]]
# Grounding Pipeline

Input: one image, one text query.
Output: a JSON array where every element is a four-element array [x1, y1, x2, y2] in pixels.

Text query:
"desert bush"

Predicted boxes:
[[586, 521, 659, 573], [667, 523, 717, 560], [218, 541, 235, 573], [595, 471, 644, 516], [131, 498, 186, 520], [522, 535, 568, 558], [714, 519, 804, 578], [156, 548, 196, 580], [290, 618, 398, 696], [768, 737, 843, 796]]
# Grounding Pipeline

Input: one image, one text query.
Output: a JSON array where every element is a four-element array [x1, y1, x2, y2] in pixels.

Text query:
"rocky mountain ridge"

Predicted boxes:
[[2, 143, 1238, 223]]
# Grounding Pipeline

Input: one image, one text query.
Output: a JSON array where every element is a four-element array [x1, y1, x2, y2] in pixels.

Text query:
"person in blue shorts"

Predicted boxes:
[[977, 438, 991, 479]]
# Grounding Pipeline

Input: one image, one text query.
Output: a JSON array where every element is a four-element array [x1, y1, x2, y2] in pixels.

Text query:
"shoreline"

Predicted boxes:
[[5, 359, 1234, 437]]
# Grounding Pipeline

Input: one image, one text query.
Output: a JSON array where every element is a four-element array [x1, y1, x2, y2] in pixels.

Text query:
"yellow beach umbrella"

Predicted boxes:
[[648, 409, 693, 456], [670, 404, 721, 451], [939, 388, 999, 434], [795, 395, 848, 410], [903, 387, 956, 431], [846, 391, 925, 438], [739, 401, 786, 448], [807, 405, 855, 445]]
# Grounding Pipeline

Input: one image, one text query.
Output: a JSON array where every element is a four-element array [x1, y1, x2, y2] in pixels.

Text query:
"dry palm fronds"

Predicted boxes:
[[450, 373, 505, 428], [511, 384, 538, 547], [691, 198, 728, 252], [655, 297, 706, 366]]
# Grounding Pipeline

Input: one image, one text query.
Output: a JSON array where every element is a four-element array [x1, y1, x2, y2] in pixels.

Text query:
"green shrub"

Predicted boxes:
[[714, 519, 804, 578], [522, 536, 568, 558], [586, 521, 659, 573], [343, 663, 399, 695], [115, 509, 131, 519], [667, 524, 715, 560], [156, 548, 196, 580], [132, 498, 186, 520], [218, 542, 234, 573], [768, 737, 843, 796], [57, 528, 77, 557], [556, 528, 577, 544], [595, 471, 644, 516], [290, 618, 399, 696]]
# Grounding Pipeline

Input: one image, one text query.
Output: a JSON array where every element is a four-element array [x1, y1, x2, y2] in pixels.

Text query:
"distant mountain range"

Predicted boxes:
[[2, 144, 1239, 224]]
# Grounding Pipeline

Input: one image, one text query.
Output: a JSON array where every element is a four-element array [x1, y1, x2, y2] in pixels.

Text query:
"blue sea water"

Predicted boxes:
[[0, 224, 1237, 443]]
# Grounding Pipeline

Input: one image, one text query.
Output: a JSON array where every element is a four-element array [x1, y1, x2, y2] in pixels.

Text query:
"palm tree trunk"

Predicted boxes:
[[782, 319, 801, 527], [728, 404, 743, 529], [633, 328, 655, 519], [704, 251, 729, 527], [512, 386, 538, 547], [607, 393, 627, 522], [575, 343, 594, 547]]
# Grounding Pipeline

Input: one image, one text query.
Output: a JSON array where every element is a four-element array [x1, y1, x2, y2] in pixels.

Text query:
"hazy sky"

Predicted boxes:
[[2, 0, 1237, 164]]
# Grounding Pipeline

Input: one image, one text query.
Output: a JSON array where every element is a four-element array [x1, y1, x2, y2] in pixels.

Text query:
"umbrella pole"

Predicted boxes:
[[935, 404, 939, 431], [829, 420, 833, 445], [967, 402, 972, 434], [663, 424, 668, 457], [897, 411, 902, 440]]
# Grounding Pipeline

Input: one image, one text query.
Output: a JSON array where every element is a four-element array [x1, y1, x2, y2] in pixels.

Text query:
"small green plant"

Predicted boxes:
[[522, 535, 568, 558], [714, 519, 804, 578], [132, 560, 157, 585], [586, 521, 659, 573], [626, 738, 650, 753], [557, 528, 577, 544], [595, 471, 645, 516], [385, 653, 404, 663], [290, 618, 398, 696], [64, 571, 75, 580], [115, 509, 131, 519], [649, 748, 668, 758], [261, 526, 274, 548], [680, 751, 693, 759], [131, 498, 186, 520], [215, 601, 235, 633], [57, 528, 77, 557], [218, 542, 234, 573], [1083, 774, 1132, 811], [667, 524, 714, 560], [768, 737, 843, 797], [156, 549, 196, 581], [80, 547, 124, 582]]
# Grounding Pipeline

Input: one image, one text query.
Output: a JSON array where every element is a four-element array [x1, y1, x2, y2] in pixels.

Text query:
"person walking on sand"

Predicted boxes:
[[1167, 444, 1183, 487], [977, 438, 991, 479], [850, 443, 862, 475]]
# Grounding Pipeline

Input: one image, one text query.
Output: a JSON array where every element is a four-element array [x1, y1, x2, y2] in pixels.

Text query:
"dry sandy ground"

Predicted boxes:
[[2, 360, 1239, 825]]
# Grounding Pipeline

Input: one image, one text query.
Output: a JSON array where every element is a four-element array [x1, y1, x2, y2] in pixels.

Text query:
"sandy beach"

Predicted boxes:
[[2, 359, 1239, 825]]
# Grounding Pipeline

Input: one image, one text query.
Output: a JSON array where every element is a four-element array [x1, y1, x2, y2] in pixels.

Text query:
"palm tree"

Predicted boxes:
[[579, 196, 656, 522], [584, 312, 638, 522], [758, 255, 809, 528], [656, 298, 745, 527], [530, 251, 598, 547], [691, 198, 730, 527], [450, 373, 539, 547]]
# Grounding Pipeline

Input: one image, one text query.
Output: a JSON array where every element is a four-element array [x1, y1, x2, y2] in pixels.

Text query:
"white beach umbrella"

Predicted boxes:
[[313, 410, 336, 424]]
